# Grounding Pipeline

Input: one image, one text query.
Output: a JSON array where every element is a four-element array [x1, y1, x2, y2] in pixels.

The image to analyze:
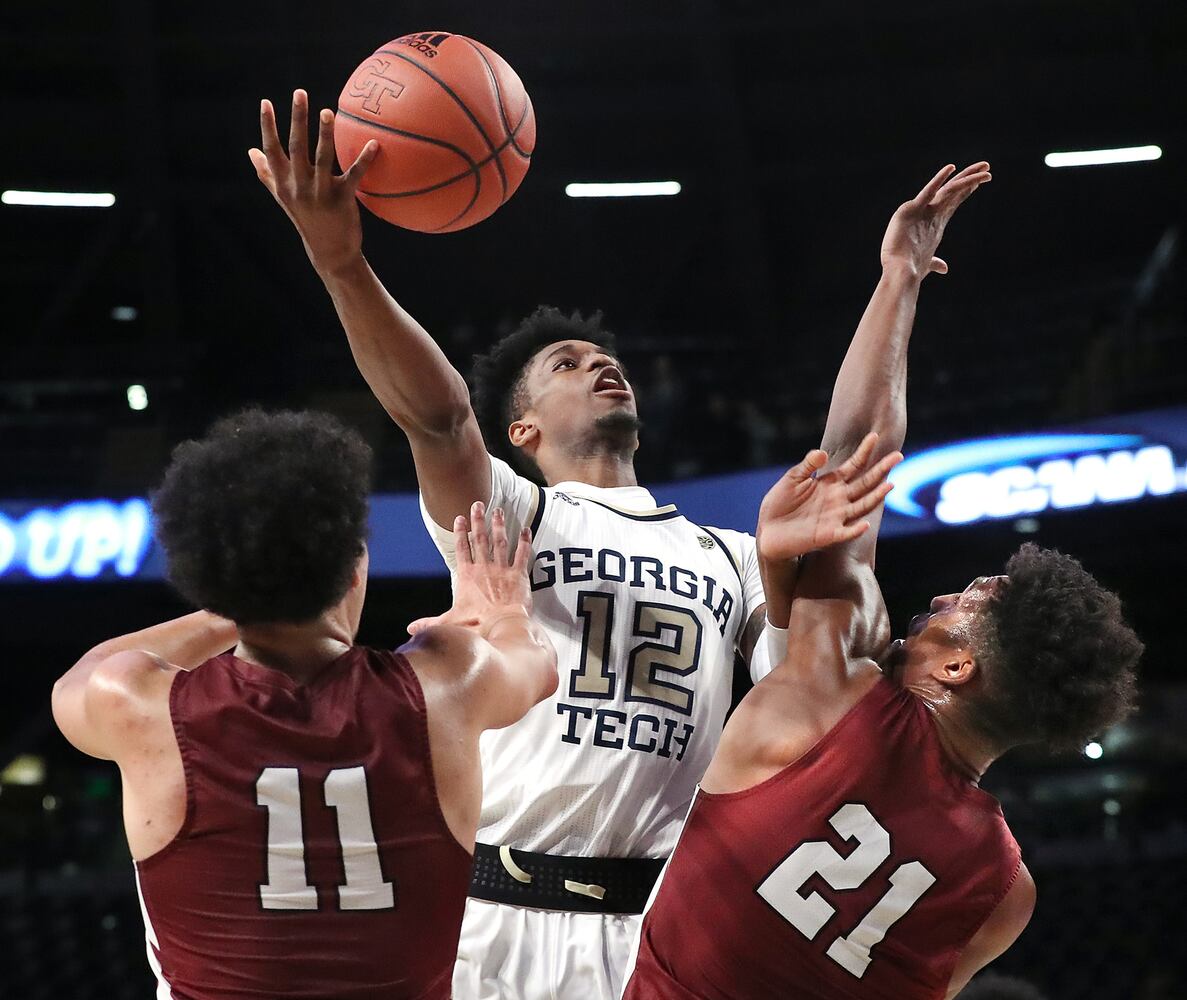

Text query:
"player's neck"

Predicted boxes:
[[541, 451, 638, 489], [234, 614, 354, 685], [912, 687, 1000, 783]]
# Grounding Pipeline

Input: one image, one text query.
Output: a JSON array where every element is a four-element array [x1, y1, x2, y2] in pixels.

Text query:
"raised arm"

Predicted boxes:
[[405, 502, 557, 731], [820, 162, 991, 470], [749, 167, 986, 649], [249, 90, 491, 526], [760, 164, 991, 632], [52, 611, 236, 760]]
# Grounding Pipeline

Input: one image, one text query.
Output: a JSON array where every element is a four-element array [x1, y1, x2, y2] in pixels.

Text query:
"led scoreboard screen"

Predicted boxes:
[[881, 407, 1187, 534], [2, 407, 1186, 583]]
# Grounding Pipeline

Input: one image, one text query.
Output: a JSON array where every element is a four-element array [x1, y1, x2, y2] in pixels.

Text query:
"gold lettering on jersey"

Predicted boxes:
[[530, 547, 736, 636]]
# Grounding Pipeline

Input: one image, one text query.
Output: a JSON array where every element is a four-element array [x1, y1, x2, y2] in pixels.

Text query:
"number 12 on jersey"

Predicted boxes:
[[572, 591, 702, 714], [756, 802, 936, 979]]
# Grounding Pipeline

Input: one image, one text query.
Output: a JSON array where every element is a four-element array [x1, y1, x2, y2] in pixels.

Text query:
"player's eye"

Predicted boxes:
[[552, 358, 576, 371]]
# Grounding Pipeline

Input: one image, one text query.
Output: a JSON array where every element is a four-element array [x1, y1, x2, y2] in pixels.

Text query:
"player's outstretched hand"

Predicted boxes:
[[248, 89, 380, 279], [880, 161, 991, 279], [407, 502, 534, 636], [757, 433, 902, 563]]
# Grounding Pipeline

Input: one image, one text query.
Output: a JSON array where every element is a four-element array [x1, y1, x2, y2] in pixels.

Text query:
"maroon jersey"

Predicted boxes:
[[624, 677, 1022, 1000], [134, 648, 472, 1000]]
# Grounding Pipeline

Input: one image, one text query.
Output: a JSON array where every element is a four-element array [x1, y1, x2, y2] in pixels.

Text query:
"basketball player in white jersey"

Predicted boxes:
[[250, 89, 988, 999]]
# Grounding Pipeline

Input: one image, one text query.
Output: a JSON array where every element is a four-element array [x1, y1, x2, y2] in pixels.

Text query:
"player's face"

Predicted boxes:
[[517, 340, 639, 450], [884, 576, 1007, 685]]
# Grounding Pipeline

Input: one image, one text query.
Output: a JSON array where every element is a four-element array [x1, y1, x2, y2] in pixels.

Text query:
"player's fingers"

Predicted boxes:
[[512, 528, 533, 573], [341, 140, 380, 191], [470, 501, 490, 563], [259, 99, 288, 168], [948, 161, 990, 184], [452, 514, 473, 566], [834, 520, 872, 544], [288, 89, 311, 171], [778, 449, 828, 488], [491, 507, 511, 565], [314, 108, 337, 179], [846, 481, 895, 522], [944, 169, 991, 193], [846, 451, 903, 500], [938, 173, 991, 213], [407, 615, 444, 636], [836, 433, 880, 480], [930, 256, 949, 275], [912, 164, 956, 206], [247, 148, 277, 192]]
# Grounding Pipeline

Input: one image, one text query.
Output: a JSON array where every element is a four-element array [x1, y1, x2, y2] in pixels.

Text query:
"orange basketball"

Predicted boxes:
[[334, 31, 536, 234]]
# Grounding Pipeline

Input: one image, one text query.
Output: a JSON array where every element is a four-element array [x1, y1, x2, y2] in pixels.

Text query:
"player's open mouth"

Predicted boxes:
[[593, 368, 631, 397], [907, 613, 930, 636]]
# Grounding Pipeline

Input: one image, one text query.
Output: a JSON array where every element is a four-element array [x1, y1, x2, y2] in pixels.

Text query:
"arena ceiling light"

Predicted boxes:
[[565, 181, 681, 198], [1, 189, 116, 207], [1044, 145, 1162, 168]]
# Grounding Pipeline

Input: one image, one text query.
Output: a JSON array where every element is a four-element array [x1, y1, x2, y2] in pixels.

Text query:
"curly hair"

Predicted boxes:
[[152, 408, 372, 625], [471, 305, 618, 479], [972, 543, 1142, 752]]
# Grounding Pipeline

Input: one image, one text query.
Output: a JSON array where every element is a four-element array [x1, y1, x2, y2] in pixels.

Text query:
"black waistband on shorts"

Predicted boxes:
[[468, 842, 667, 915]]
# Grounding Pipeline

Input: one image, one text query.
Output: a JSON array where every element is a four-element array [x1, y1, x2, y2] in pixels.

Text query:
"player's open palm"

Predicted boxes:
[[248, 89, 380, 278], [408, 502, 534, 636], [757, 433, 902, 563], [881, 161, 991, 278]]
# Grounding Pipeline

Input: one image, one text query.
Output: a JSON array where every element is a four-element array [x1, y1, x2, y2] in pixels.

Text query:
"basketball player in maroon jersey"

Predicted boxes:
[[51, 408, 557, 1000], [622, 167, 1143, 999]]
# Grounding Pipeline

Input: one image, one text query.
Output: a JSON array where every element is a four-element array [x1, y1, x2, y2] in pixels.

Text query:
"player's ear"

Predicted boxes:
[[351, 546, 369, 589], [936, 652, 978, 688], [509, 418, 539, 454]]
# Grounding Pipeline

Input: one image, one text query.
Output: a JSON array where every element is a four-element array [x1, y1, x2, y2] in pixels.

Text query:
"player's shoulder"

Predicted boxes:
[[693, 524, 755, 555], [52, 649, 177, 761], [489, 452, 540, 497], [691, 523, 756, 578], [87, 649, 177, 706], [400, 625, 487, 687]]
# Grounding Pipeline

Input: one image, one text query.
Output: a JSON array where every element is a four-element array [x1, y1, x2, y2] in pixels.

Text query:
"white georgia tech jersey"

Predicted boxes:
[[421, 455, 765, 859]]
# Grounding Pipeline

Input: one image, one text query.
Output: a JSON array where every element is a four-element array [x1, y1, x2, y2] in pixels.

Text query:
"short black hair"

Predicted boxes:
[[956, 973, 1049, 1000], [152, 408, 372, 626], [471, 305, 618, 478], [972, 543, 1142, 752]]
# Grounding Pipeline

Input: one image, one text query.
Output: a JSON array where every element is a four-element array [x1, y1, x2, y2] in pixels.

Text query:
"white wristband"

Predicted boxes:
[[748, 620, 791, 684], [764, 621, 790, 667]]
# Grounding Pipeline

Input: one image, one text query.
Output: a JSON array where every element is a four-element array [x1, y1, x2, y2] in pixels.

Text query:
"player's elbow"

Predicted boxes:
[[50, 664, 117, 760], [532, 638, 560, 703], [506, 628, 559, 707], [823, 402, 906, 459], [405, 377, 474, 438], [50, 674, 77, 739]]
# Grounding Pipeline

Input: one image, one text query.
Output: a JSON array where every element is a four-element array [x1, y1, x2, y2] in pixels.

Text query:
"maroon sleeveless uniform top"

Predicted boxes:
[[624, 677, 1022, 1000], [134, 648, 472, 1000]]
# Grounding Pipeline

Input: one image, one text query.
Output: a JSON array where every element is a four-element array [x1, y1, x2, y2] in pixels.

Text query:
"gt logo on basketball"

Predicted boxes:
[[349, 60, 405, 114]]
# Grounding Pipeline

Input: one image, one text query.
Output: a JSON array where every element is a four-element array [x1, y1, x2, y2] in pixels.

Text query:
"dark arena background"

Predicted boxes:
[[2, 2, 1185, 998]]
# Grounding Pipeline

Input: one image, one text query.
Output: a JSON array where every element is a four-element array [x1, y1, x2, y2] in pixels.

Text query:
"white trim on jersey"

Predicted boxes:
[[134, 866, 175, 1000]]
